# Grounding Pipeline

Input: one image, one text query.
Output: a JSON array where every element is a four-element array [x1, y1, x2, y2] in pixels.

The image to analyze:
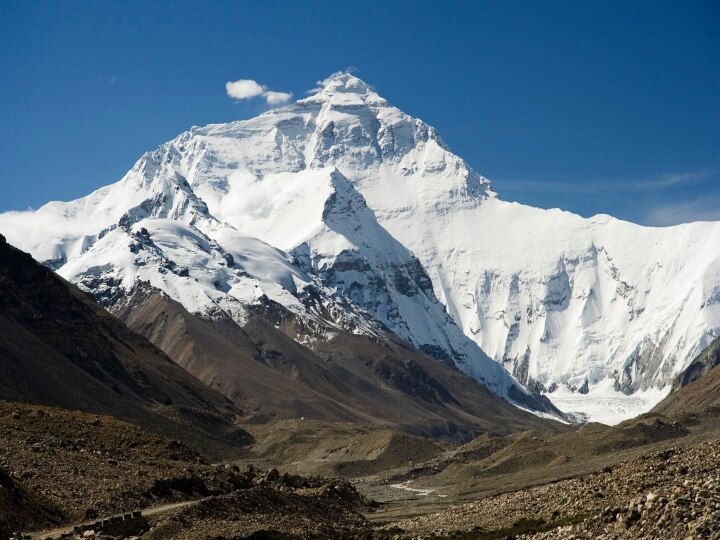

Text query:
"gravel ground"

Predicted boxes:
[[0, 402, 370, 539], [388, 439, 720, 539]]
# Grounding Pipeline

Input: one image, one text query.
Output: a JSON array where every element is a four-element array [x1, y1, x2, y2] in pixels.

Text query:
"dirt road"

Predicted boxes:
[[29, 498, 209, 540]]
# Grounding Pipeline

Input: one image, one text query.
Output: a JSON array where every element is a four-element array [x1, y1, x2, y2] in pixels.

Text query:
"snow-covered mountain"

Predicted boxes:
[[2, 72, 719, 423]]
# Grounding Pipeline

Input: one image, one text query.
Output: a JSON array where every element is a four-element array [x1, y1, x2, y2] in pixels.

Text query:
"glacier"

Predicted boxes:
[[2, 72, 719, 424]]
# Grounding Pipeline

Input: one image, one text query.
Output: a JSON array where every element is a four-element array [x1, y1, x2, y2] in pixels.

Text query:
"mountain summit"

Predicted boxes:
[[305, 72, 380, 100], [2, 73, 719, 423]]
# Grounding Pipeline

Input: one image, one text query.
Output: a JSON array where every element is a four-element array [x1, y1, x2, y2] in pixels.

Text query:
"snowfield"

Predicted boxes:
[[2, 72, 719, 423]]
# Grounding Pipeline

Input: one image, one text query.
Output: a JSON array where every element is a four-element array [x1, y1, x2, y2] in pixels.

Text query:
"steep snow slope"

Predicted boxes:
[[2, 72, 719, 422]]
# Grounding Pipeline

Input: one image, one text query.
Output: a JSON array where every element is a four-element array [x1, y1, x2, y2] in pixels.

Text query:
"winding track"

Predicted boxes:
[[29, 497, 210, 540]]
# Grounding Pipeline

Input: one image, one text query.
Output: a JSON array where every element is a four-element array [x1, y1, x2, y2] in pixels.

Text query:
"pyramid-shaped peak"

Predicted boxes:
[[302, 72, 386, 106], [320, 72, 372, 93]]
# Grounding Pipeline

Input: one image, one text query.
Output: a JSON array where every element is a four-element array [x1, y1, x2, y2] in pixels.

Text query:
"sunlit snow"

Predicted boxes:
[[1, 72, 719, 421], [547, 380, 672, 425]]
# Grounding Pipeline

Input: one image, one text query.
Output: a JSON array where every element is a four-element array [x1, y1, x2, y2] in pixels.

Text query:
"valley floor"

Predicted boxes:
[[370, 435, 720, 539], [3, 400, 720, 539]]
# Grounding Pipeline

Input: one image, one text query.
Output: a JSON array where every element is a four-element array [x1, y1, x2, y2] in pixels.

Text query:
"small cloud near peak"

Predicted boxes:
[[225, 78, 292, 106], [263, 90, 292, 105]]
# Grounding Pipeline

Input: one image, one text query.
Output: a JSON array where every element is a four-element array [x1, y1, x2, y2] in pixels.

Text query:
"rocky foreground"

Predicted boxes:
[[3, 398, 720, 539], [0, 402, 369, 540], [390, 439, 720, 539]]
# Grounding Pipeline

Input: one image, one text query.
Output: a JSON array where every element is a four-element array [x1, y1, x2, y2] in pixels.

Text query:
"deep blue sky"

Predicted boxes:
[[1, 0, 719, 225]]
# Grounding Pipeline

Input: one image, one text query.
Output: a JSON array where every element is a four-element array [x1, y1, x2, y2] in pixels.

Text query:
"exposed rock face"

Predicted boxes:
[[653, 336, 720, 418], [111, 284, 565, 439], [672, 335, 720, 390]]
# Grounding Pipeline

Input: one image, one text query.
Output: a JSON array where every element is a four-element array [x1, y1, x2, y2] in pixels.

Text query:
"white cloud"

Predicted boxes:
[[642, 197, 720, 226], [226, 79, 266, 100], [225, 78, 292, 106], [497, 170, 715, 194], [263, 91, 292, 105]]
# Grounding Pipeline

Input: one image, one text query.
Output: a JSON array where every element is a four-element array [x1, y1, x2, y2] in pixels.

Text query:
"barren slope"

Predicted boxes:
[[114, 285, 565, 441], [0, 235, 248, 458]]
